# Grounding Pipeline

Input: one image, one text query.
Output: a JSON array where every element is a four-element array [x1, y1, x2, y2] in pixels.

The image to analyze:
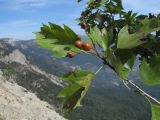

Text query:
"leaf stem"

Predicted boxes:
[[80, 50, 91, 54], [95, 65, 104, 75], [126, 79, 160, 105], [92, 45, 101, 58], [81, 37, 160, 105], [102, 59, 160, 105], [122, 80, 131, 90], [81, 50, 97, 56], [102, 57, 115, 71], [89, 37, 102, 59]]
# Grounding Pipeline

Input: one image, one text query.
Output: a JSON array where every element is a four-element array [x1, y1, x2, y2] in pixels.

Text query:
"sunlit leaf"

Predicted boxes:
[[87, 27, 111, 51], [57, 83, 81, 99], [151, 103, 160, 120], [139, 18, 160, 34], [34, 23, 80, 58], [117, 18, 160, 49], [140, 53, 160, 85], [117, 25, 146, 49]]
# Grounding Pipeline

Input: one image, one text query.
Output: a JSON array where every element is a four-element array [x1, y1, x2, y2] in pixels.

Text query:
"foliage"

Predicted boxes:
[[151, 103, 160, 120], [2, 64, 15, 77], [69, 85, 151, 120], [117, 18, 160, 49], [34, 23, 80, 58], [34, 0, 160, 119], [57, 70, 94, 112], [140, 54, 160, 85]]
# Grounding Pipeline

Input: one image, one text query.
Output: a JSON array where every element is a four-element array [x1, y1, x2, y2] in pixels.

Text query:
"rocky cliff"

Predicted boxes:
[[0, 39, 66, 120], [0, 71, 65, 120]]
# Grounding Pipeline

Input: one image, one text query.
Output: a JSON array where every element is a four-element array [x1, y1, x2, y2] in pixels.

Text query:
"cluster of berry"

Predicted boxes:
[[67, 35, 92, 58]]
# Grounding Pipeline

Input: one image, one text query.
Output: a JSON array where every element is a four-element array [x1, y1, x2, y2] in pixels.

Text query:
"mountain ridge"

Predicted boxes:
[[0, 70, 65, 120], [0, 39, 66, 120]]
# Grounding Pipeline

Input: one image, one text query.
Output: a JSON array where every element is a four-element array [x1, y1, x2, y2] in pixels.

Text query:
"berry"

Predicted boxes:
[[67, 51, 76, 58], [75, 40, 83, 49], [82, 42, 92, 51]]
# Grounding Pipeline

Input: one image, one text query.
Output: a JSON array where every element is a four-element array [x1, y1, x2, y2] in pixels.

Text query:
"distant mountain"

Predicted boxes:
[[0, 39, 67, 120], [0, 39, 159, 120]]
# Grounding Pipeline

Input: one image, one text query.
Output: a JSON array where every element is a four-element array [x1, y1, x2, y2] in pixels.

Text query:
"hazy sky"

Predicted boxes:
[[0, 0, 159, 40]]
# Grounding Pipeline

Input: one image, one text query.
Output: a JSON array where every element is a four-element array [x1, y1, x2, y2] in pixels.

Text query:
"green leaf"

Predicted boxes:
[[62, 87, 85, 112], [117, 25, 146, 49], [88, 27, 111, 51], [34, 32, 67, 58], [151, 103, 160, 120], [64, 25, 78, 40], [57, 83, 81, 99], [107, 49, 135, 79], [117, 18, 160, 49], [34, 23, 80, 58], [101, 0, 109, 4], [62, 70, 92, 85], [87, 0, 108, 6], [115, 49, 135, 70], [139, 18, 160, 34], [58, 70, 94, 112], [140, 53, 160, 85], [49, 22, 64, 32], [34, 32, 55, 51]]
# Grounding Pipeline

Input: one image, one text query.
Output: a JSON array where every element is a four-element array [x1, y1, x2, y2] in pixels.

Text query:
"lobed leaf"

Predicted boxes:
[[117, 25, 146, 49], [34, 23, 81, 58], [117, 18, 160, 49], [151, 103, 160, 120], [57, 70, 95, 112], [107, 49, 135, 79], [140, 53, 160, 85], [87, 27, 112, 51], [57, 83, 81, 99]]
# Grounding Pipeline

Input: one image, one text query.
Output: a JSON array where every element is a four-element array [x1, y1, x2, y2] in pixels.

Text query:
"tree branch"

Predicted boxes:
[[102, 59, 160, 105], [126, 79, 160, 105], [92, 45, 101, 58], [81, 40, 160, 105], [102, 57, 115, 71], [95, 65, 104, 75]]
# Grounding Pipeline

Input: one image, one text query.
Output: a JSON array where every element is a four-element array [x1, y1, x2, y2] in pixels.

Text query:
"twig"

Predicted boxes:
[[80, 31, 160, 105], [92, 46, 101, 58], [89, 37, 102, 58], [102, 57, 115, 71], [123, 80, 131, 90], [81, 50, 98, 57], [81, 50, 91, 55], [102, 60, 160, 105], [95, 65, 104, 75], [126, 79, 160, 105]]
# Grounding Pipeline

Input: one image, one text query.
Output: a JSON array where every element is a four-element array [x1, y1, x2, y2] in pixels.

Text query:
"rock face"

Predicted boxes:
[[1, 49, 27, 66], [0, 39, 66, 120], [0, 71, 65, 120]]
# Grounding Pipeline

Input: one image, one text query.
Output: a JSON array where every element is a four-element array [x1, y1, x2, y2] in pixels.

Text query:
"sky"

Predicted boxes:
[[0, 0, 159, 40]]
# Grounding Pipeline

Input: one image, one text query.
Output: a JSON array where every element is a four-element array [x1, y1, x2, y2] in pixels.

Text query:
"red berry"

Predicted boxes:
[[82, 42, 92, 51], [67, 51, 76, 58], [75, 40, 83, 49]]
